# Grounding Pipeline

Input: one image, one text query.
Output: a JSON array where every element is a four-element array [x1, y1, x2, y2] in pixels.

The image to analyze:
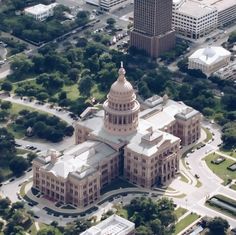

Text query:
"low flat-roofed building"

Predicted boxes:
[[81, 214, 135, 235], [188, 46, 231, 76], [213, 61, 236, 81], [172, 0, 218, 40], [24, 3, 58, 21]]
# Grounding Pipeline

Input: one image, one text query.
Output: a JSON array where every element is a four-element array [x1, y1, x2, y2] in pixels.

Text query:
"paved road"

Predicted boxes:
[[2, 95, 76, 125], [1, 95, 76, 151]]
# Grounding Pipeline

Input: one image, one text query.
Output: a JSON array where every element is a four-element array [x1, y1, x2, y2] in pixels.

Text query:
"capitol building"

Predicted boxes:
[[32, 65, 201, 208]]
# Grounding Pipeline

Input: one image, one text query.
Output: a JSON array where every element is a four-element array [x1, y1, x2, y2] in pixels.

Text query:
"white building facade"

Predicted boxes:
[[24, 3, 58, 21], [86, 0, 130, 12], [81, 215, 135, 235], [172, 0, 218, 40], [202, 0, 236, 27]]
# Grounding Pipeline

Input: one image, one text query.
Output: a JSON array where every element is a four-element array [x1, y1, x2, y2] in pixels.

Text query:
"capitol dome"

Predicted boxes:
[[108, 65, 136, 103], [103, 63, 140, 135]]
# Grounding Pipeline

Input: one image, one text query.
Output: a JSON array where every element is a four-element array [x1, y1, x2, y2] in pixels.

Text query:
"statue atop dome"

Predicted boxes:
[[118, 61, 126, 82]]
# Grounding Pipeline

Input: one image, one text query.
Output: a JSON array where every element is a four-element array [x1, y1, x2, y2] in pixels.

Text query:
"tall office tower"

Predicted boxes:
[[130, 0, 175, 58]]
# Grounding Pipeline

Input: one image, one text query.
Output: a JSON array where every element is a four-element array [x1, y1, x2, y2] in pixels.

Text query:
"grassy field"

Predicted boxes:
[[27, 223, 38, 235], [114, 204, 129, 219], [203, 127, 212, 143], [174, 207, 188, 219], [230, 184, 236, 191], [16, 148, 30, 155], [174, 213, 200, 235], [196, 179, 202, 188], [9, 103, 38, 116], [61, 84, 80, 101], [7, 123, 25, 139], [220, 149, 236, 159], [1, 167, 12, 179], [204, 153, 236, 185], [179, 173, 189, 183]]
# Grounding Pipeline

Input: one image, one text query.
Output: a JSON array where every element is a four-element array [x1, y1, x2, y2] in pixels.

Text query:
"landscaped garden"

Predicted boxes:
[[204, 153, 236, 185]]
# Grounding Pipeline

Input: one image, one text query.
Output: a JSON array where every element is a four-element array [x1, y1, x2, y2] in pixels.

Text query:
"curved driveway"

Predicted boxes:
[[171, 122, 236, 227]]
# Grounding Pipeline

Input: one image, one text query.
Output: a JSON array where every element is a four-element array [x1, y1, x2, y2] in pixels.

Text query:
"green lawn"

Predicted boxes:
[[174, 213, 200, 235], [196, 179, 202, 188], [179, 173, 189, 183], [203, 127, 212, 143], [174, 207, 188, 219], [27, 222, 38, 235], [1, 167, 12, 179], [204, 153, 236, 185], [16, 148, 30, 155], [9, 103, 37, 116], [220, 149, 236, 159], [19, 181, 28, 197], [114, 204, 129, 219], [7, 123, 26, 139], [91, 84, 106, 101], [230, 184, 236, 191], [61, 84, 80, 101]]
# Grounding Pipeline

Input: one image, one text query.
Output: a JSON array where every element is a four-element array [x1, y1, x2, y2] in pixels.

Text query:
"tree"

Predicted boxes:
[[1, 101, 12, 110], [222, 122, 236, 148], [0, 198, 11, 210], [207, 217, 229, 235], [78, 76, 93, 97], [36, 92, 49, 102], [106, 18, 116, 28], [37, 227, 62, 235], [65, 126, 74, 136], [0, 128, 16, 161], [1, 82, 12, 92], [11, 54, 34, 79], [27, 152, 38, 163], [0, 110, 9, 121], [0, 170, 4, 183], [64, 219, 91, 235], [68, 68, 80, 82], [228, 31, 236, 44], [76, 11, 90, 27], [58, 91, 67, 100], [9, 156, 29, 176], [136, 225, 153, 235], [47, 129, 64, 142], [150, 219, 162, 234]]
